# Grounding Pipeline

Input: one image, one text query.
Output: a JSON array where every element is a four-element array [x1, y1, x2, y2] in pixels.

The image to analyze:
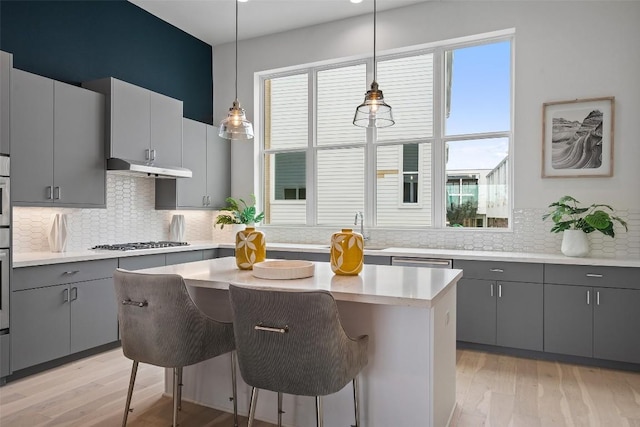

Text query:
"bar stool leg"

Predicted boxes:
[[177, 367, 183, 411], [122, 361, 139, 427], [315, 396, 323, 427], [172, 368, 180, 427], [230, 351, 238, 427], [277, 392, 283, 427], [352, 377, 361, 427], [248, 387, 259, 427]]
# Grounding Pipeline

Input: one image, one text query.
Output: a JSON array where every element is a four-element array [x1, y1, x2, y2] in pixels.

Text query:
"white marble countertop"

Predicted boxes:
[[136, 256, 463, 308], [13, 241, 640, 268]]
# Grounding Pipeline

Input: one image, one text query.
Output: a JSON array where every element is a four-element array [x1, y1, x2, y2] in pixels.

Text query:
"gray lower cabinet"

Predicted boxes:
[[156, 119, 230, 210], [165, 250, 204, 265], [118, 254, 166, 270], [545, 283, 640, 364], [11, 260, 119, 372], [12, 69, 105, 207], [454, 260, 544, 351], [544, 264, 640, 364]]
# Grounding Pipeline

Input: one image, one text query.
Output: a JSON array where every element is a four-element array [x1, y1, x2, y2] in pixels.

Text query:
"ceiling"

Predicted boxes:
[[128, 0, 430, 46]]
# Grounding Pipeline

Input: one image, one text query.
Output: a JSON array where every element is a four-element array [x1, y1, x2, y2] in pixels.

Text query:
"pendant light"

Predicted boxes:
[[219, 0, 254, 140], [353, 0, 394, 128]]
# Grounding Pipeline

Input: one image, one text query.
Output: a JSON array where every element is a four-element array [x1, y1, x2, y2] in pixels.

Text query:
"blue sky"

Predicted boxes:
[[445, 41, 511, 170]]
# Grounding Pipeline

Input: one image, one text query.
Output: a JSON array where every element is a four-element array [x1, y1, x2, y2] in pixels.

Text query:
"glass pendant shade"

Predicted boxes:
[[353, 81, 394, 128], [219, 99, 254, 140]]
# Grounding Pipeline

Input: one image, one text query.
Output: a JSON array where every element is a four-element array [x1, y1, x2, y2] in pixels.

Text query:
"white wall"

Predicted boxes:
[[213, 1, 640, 211]]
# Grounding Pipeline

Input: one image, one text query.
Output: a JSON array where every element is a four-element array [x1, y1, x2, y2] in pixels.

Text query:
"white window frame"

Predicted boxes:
[[255, 29, 515, 231]]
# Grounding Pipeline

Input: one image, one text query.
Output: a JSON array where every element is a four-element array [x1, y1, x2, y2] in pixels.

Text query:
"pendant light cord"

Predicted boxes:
[[234, 0, 239, 101], [373, 0, 377, 83]]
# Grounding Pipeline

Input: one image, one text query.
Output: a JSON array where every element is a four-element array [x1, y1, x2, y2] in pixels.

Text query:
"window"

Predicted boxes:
[[260, 34, 512, 229]]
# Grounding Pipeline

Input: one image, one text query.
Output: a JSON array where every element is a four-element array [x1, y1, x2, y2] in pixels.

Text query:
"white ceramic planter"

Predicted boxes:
[[48, 213, 68, 252], [561, 229, 590, 257], [170, 214, 186, 242]]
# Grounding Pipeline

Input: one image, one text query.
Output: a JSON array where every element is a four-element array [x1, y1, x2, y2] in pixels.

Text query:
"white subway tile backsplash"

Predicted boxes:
[[13, 174, 640, 259]]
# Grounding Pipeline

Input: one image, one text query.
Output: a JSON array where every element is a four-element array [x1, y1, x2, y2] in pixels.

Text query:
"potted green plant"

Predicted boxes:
[[214, 195, 265, 230], [542, 195, 628, 257]]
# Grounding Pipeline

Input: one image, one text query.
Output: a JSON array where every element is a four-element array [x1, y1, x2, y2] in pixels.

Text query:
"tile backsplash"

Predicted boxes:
[[13, 174, 217, 252], [14, 174, 640, 259]]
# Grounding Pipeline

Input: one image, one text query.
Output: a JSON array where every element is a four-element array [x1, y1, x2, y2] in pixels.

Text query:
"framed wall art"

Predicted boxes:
[[542, 97, 614, 178]]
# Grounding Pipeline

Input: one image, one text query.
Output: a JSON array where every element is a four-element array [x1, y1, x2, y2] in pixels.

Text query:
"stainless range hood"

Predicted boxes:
[[107, 158, 192, 179]]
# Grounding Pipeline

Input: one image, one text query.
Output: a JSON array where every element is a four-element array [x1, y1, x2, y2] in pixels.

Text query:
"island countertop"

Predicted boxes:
[[137, 256, 463, 308]]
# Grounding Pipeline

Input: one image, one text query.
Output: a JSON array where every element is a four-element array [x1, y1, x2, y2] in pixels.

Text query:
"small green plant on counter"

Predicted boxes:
[[542, 195, 628, 237], [214, 195, 265, 229]]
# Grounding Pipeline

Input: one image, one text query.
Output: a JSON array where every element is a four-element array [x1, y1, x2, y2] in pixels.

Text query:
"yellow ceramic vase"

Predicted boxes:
[[330, 228, 364, 275], [235, 227, 266, 270]]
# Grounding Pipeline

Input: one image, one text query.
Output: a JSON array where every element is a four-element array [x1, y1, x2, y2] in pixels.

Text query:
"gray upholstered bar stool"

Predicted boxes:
[[228, 284, 369, 427], [113, 269, 238, 427]]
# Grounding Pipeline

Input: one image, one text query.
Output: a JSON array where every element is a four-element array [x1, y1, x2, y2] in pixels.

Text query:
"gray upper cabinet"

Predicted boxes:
[[156, 119, 230, 210], [0, 51, 11, 155], [83, 78, 183, 165], [12, 69, 106, 207], [454, 260, 544, 351]]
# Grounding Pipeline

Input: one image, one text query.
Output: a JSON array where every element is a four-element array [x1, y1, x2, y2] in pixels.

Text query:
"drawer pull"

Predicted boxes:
[[255, 324, 289, 334], [586, 273, 603, 278], [63, 270, 80, 275], [489, 268, 504, 273], [122, 299, 148, 308]]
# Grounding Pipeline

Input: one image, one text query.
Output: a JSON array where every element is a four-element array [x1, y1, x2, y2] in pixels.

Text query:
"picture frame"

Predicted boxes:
[[542, 97, 614, 178]]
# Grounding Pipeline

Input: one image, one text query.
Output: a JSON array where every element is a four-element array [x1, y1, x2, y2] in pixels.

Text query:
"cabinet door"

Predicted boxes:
[[11, 285, 70, 371], [11, 69, 54, 205], [165, 251, 204, 265], [497, 281, 543, 351], [150, 91, 182, 165], [111, 79, 150, 161], [544, 284, 592, 358], [218, 248, 235, 258], [178, 119, 207, 207], [70, 278, 118, 354], [0, 51, 11, 155], [206, 126, 231, 208], [53, 81, 106, 206], [456, 278, 496, 345], [593, 287, 640, 364]]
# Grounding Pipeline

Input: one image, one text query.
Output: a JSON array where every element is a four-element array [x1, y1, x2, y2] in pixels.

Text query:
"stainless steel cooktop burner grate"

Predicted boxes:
[[91, 241, 190, 251]]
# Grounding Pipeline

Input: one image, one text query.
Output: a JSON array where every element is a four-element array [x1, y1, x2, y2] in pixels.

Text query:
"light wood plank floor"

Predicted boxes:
[[1, 348, 640, 426]]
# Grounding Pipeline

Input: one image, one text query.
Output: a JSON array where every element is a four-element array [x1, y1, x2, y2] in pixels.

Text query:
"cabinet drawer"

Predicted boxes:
[[545, 264, 640, 289], [165, 250, 203, 265], [453, 260, 543, 283], [118, 254, 166, 271], [13, 259, 118, 291]]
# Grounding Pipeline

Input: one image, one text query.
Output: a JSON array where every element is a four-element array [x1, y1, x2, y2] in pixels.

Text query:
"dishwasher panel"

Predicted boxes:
[[391, 257, 453, 269]]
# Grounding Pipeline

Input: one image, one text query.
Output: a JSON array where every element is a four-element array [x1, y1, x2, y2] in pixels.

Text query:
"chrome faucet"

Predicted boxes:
[[354, 211, 369, 241]]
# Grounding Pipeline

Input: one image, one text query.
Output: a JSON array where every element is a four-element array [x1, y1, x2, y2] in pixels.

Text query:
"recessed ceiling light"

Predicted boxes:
[[350, 0, 363, 4]]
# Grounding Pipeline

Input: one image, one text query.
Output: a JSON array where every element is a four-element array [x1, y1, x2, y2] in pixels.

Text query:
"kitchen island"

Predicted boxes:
[[138, 256, 463, 427]]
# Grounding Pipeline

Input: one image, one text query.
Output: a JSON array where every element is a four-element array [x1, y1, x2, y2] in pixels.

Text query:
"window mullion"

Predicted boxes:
[[432, 47, 445, 228], [308, 70, 316, 226]]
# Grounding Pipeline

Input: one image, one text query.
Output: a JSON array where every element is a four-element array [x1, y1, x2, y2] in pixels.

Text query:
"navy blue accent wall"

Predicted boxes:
[[0, 0, 213, 123]]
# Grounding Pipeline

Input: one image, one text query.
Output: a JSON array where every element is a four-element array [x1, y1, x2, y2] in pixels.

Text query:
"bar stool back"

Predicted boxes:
[[228, 284, 368, 427], [114, 269, 238, 427]]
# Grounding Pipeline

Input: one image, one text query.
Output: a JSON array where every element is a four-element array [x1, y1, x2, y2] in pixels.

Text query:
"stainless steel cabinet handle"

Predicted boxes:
[[150, 149, 156, 161], [489, 268, 504, 273], [47, 186, 53, 200], [63, 288, 69, 303], [145, 149, 150, 160], [586, 290, 590, 305], [490, 283, 494, 297], [63, 270, 80, 275], [596, 291, 600, 305], [586, 274, 603, 278], [206, 195, 211, 206], [70, 287, 78, 302], [54, 186, 61, 200], [498, 284, 502, 298], [203, 195, 207, 206]]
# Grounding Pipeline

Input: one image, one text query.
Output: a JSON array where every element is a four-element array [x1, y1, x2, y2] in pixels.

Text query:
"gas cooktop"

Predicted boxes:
[[91, 241, 190, 251]]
